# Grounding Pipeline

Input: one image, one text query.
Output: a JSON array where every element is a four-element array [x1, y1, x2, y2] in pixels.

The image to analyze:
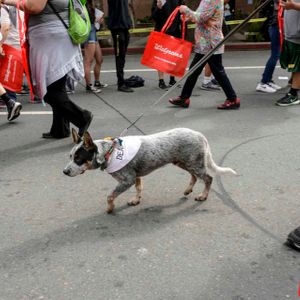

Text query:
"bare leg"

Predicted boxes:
[[195, 174, 213, 201], [128, 177, 143, 206]]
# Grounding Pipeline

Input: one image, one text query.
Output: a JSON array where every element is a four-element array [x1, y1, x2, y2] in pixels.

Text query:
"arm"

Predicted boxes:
[[2, 0, 48, 14], [280, 0, 300, 10]]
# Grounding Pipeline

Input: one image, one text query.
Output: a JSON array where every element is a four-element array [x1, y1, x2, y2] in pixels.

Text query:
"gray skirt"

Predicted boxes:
[[28, 20, 84, 100]]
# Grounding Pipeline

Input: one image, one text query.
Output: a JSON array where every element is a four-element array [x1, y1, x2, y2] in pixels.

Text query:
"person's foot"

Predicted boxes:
[[276, 93, 300, 107], [286, 226, 300, 252], [94, 81, 108, 88], [118, 84, 133, 93], [78, 110, 93, 137], [7, 100, 22, 121], [201, 80, 221, 91], [86, 84, 101, 93], [159, 80, 168, 90], [169, 96, 190, 108], [169, 78, 176, 86], [217, 98, 240, 110], [267, 81, 281, 91], [256, 82, 276, 93], [42, 132, 70, 139]]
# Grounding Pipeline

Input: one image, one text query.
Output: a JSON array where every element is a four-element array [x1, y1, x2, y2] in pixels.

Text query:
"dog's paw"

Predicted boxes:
[[194, 194, 207, 201], [127, 198, 141, 206], [184, 188, 193, 196]]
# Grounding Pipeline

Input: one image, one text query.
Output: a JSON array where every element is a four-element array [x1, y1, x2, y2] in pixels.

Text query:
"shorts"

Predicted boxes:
[[84, 24, 97, 45], [280, 40, 300, 72]]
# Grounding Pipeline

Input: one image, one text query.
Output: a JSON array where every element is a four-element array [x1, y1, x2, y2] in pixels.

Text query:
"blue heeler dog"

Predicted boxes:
[[64, 128, 237, 213]]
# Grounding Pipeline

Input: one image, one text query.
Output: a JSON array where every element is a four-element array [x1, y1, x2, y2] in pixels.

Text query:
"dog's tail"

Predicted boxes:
[[205, 141, 237, 176]]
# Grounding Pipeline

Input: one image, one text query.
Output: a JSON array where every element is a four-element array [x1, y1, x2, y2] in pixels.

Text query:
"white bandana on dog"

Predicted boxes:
[[95, 136, 142, 174]]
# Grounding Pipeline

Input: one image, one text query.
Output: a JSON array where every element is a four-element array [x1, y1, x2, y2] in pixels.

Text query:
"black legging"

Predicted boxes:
[[44, 76, 87, 138], [181, 53, 237, 100], [110, 28, 130, 87]]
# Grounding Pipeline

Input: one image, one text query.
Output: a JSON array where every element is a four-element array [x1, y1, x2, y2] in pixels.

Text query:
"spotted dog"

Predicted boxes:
[[64, 128, 237, 213]]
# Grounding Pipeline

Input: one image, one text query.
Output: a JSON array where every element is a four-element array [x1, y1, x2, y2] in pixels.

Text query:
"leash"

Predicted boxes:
[[81, 0, 272, 137]]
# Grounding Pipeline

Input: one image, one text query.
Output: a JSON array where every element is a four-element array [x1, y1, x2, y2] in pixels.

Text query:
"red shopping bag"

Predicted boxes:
[[0, 44, 23, 92], [141, 7, 192, 77], [278, 5, 284, 49]]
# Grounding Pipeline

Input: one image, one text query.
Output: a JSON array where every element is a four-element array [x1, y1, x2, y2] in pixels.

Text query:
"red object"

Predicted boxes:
[[0, 44, 24, 92], [278, 5, 284, 49], [141, 7, 192, 77], [17, 0, 34, 100]]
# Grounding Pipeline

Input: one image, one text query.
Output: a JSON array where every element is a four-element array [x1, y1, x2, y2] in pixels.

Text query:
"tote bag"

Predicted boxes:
[[0, 44, 23, 92], [141, 7, 192, 77]]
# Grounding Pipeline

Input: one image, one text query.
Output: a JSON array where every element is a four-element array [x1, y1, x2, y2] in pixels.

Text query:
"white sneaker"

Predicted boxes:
[[256, 82, 276, 93], [267, 81, 281, 90]]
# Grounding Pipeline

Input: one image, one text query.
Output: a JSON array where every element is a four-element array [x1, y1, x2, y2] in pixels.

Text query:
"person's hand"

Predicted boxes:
[[280, 0, 295, 10], [206, 17, 218, 28], [179, 5, 188, 14]]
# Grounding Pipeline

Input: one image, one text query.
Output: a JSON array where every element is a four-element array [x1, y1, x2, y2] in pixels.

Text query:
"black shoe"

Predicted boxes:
[[276, 93, 300, 107], [118, 85, 133, 93], [286, 226, 300, 252], [159, 81, 168, 90], [78, 110, 93, 137], [42, 132, 70, 139], [169, 79, 176, 86], [94, 81, 108, 88], [7, 100, 22, 121]]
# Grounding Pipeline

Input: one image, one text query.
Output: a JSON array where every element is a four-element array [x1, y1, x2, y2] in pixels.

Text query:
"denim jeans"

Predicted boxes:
[[261, 25, 280, 84]]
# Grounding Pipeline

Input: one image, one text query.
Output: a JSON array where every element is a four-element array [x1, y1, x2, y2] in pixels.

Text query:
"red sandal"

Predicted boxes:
[[217, 98, 240, 110]]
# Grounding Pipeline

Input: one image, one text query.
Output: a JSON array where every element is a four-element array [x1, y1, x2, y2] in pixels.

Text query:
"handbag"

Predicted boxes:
[[141, 7, 192, 77], [0, 44, 24, 92], [49, 0, 91, 45]]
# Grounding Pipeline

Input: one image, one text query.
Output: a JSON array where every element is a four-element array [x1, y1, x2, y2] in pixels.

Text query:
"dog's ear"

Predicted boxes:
[[72, 128, 81, 144], [83, 131, 94, 148]]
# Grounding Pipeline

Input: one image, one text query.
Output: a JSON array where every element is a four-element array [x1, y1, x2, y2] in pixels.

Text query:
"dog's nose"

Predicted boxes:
[[63, 168, 70, 176]]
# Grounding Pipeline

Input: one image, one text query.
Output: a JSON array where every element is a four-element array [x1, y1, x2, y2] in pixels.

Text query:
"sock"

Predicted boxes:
[[159, 79, 164, 83], [203, 76, 211, 84], [289, 88, 298, 97], [169, 76, 175, 83], [0, 93, 11, 105]]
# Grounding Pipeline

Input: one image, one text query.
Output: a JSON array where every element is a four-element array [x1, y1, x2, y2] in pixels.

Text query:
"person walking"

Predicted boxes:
[[275, 0, 300, 106], [169, 1, 240, 109], [256, 0, 282, 93], [107, 0, 133, 93], [3, 0, 93, 139], [83, 0, 107, 93], [151, 0, 185, 90]]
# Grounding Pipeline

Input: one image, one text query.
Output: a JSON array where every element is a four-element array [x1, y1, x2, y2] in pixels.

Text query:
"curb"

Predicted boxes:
[[102, 42, 271, 56]]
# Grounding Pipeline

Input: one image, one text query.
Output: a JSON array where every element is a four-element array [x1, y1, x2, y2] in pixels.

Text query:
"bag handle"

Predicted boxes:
[[48, 0, 69, 30], [161, 6, 186, 40]]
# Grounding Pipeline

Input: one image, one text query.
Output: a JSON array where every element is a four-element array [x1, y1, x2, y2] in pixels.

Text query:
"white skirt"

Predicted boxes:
[[28, 20, 84, 100]]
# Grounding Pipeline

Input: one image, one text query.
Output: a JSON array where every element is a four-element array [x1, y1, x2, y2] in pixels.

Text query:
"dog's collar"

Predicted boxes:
[[99, 138, 122, 170]]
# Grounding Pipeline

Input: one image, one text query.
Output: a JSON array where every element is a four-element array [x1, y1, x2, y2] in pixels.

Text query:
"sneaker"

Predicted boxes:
[[169, 96, 190, 108], [16, 85, 30, 96], [94, 81, 108, 88], [286, 226, 300, 252], [118, 84, 134, 93], [159, 81, 168, 90], [217, 98, 240, 110], [256, 82, 276, 93], [267, 81, 281, 90], [169, 79, 176, 86], [201, 81, 221, 91], [7, 100, 22, 121], [276, 93, 300, 106], [86, 85, 101, 93], [211, 78, 220, 86]]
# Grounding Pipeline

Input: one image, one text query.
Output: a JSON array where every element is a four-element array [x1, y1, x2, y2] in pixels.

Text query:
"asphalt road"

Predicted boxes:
[[0, 50, 299, 300]]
